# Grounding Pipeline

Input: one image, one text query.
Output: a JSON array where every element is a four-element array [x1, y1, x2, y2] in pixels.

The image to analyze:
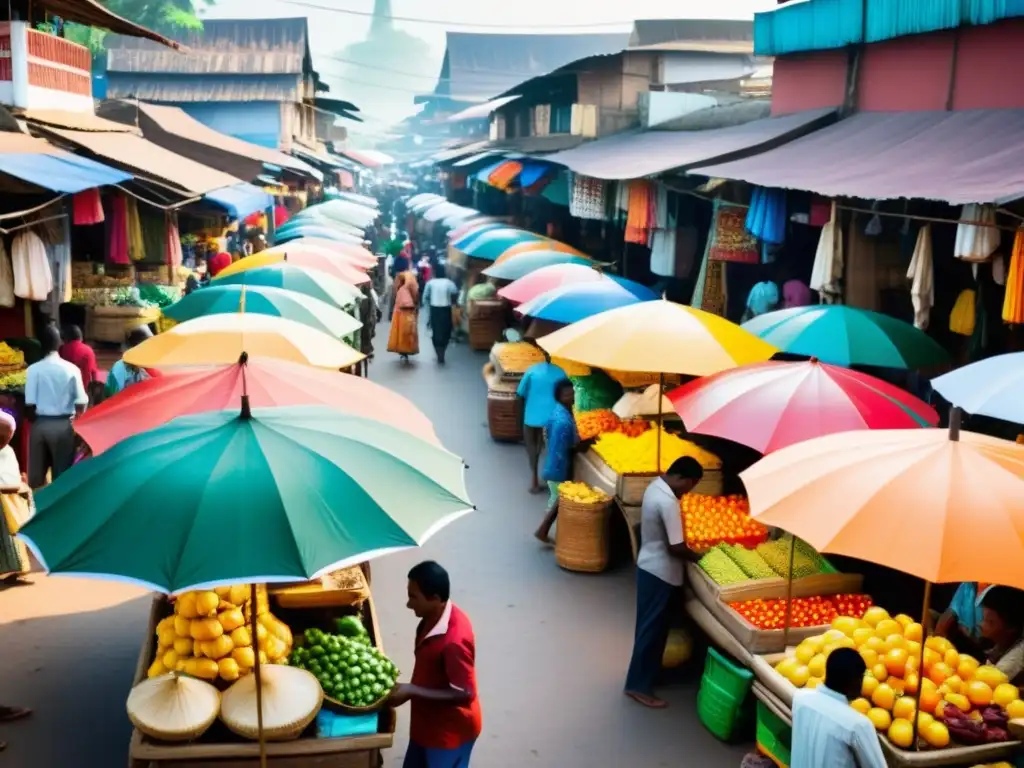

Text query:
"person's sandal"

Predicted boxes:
[[0, 706, 31, 722]]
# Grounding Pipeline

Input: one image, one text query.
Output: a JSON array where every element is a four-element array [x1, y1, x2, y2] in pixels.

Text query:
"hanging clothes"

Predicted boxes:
[[107, 194, 130, 265], [568, 173, 607, 220], [40, 216, 71, 319], [782, 279, 812, 309], [72, 189, 104, 226], [708, 200, 759, 264], [810, 201, 844, 304], [125, 197, 145, 262], [950, 289, 976, 336], [139, 205, 166, 264], [165, 213, 184, 269], [906, 223, 934, 330], [954, 203, 1000, 262], [650, 193, 678, 278], [1002, 229, 1024, 325], [0, 240, 14, 309], [12, 228, 53, 301], [624, 181, 655, 244], [745, 187, 786, 245]]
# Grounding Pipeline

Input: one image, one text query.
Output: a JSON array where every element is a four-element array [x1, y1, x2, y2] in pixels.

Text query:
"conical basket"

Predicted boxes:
[[555, 496, 612, 573]]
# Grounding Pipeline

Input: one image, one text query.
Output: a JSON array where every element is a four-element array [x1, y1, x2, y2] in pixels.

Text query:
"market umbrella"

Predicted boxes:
[[515, 278, 658, 325], [259, 242, 377, 270], [162, 285, 362, 339], [212, 263, 363, 308], [452, 226, 523, 249], [463, 231, 547, 261], [498, 263, 607, 305], [537, 299, 777, 377], [269, 237, 378, 267], [741, 305, 950, 369], [482, 252, 593, 281], [447, 219, 500, 243], [276, 225, 364, 246], [493, 239, 584, 263], [930, 352, 1024, 424], [213, 251, 370, 286], [75, 359, 438, 455], [125, 313, 364, 370], [667, 359, 939, 454]]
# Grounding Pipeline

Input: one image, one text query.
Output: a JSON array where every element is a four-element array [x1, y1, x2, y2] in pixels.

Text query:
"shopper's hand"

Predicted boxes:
[[388, 683, 414, 707]]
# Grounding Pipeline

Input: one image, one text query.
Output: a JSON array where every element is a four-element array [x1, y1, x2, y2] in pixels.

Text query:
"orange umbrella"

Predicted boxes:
[[494, 240, 584, 264]]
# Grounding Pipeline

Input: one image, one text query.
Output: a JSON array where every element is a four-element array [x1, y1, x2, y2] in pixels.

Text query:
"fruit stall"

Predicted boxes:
[[127, 565, 397, 768]]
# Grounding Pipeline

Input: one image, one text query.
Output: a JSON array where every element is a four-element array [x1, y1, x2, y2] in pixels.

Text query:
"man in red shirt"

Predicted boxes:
[[390, 561, 481, 768], [58, 325, 99, 396]]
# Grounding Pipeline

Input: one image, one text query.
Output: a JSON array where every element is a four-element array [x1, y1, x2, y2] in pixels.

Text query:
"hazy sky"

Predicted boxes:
[[202, 0, 777, 128]]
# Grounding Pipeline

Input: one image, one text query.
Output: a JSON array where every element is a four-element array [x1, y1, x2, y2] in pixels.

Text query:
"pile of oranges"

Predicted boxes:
[[682, 494, 768, 552], [574, 409, 620, 440], [774, 606, 1024, 751]]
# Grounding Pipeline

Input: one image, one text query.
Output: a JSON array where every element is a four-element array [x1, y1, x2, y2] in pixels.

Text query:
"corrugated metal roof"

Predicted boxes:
[[447, 96, 521, 123], [629, 18, 754, 48], [105, 73, 302, 103], [692, 109, 1024, 205], [21, 109, 138, 133], [431, 140, 492, 163], [540, 108, 835, 180], [44, 0, 180, 48]]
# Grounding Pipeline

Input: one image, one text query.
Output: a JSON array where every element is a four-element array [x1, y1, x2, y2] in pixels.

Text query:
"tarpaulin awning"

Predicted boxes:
[[540, 108, 836, 180], [453, 151, 501, 168], [447, 96, 521, 123], [519, 163, 550, 188], [292, 146, 345, 169], [205, 183, 273, 220], [475, 161, 505, 181], [692, 109, 1024, 205], [431, 141, 492, 163], [0, 133, 131, 193], [489, 160, 523, 190]]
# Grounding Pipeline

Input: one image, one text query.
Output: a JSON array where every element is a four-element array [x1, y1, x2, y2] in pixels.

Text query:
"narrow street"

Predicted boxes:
[[0, 320, 747, 767]]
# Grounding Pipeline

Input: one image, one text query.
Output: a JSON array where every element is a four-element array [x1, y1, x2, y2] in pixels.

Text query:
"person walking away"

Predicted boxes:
[[534, 379, 579, 543], [105, 326, 156, 399], [790, 647, 886, 768], [422, 265, 459, 364], [388, 271, 420, 362], [516, 355, 567, 494], [58, 325, 100, 403], [25, 324, 87, 489], [390, 561, 481, 768], [0, 410, 32, 585], [625, 457, 704, 708]]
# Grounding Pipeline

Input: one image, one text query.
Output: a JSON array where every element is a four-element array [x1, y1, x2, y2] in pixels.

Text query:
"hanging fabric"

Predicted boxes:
[[165, 212, 184, 269], [906, 223, 934, 330], [864, 201, 883, 237], [40, 216, 71, 319], [708, 199, 759, 264], [140, 205, 166, 264], [1001, 229, 1024, 324], [12, 228, 53, 301], [650, 192, 678, 278], [72, 189, 104, 226], [107, 194, 130, 265], [0, 240, 14, 309], [568, 173, 607, 220], [744, 187, 786, 245], [625, 181, 655, 244], [690, 221, 727, 316], [126, 197, 145, 262], [954, 203, 1000, 263], [950, 289, 976, 336], [810, 201, 844, 304]]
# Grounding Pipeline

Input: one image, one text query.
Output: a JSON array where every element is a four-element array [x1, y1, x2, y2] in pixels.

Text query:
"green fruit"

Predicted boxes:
[[310, 644, 326, 658], [335, 616, 368, 638]]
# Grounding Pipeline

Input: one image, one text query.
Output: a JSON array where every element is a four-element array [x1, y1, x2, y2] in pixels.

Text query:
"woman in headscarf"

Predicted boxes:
[[105, 325, 158, 399], [0, 410, 32, 586], [387, 270, 420, 362]]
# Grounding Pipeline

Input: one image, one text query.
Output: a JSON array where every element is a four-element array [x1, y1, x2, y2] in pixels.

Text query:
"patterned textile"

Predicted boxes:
[[569, 173, 607, 220], [708, 200, 759, 264]]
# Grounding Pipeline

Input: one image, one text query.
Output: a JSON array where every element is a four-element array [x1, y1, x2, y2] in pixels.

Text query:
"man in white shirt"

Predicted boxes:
[[25, 324, 87, 488], [625, 456, 704, 708], [791, 648, 887, 768]]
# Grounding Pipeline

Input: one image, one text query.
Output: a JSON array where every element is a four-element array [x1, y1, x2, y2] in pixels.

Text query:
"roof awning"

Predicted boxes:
[[692, 109, 1024, 205], [21, 109, 137, 133], [292, 146, 345, 169], [205, 183, 274, 220], [453, 151, 503, 168], [539, 108, 836, 180], [431, 141, 492, 163], [41, 0, 181, 48], [447, 96, 521, 123], [0, 133, 131, 193]]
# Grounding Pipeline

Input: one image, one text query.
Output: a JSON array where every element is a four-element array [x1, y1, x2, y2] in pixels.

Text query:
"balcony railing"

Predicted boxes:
[[25, 28, 92, 96]]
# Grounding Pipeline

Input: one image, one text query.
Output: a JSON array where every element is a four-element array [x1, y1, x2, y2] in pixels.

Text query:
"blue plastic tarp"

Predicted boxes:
[[474, 161, 505, 182], [0, 152, 130, 193], [205, 182, 273, 220], [518, 163, 549, 188]]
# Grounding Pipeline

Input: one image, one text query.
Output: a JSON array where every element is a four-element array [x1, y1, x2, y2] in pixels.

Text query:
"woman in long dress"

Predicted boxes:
[[0, 411, 32, 585], [387, 270, 420, 362]]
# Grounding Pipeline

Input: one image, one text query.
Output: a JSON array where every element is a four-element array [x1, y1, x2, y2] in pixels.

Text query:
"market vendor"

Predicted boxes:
[[935, 581, 992, 654], [979, 586, 1024, 685], [517, 353, 568, 495], [534, 379, 579, 544], [105, 326, 156, 399]]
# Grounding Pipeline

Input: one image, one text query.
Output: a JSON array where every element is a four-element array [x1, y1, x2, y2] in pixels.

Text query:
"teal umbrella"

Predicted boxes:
[[20, 405, 472, 594], [483, 252, 593, 281], [741, 305, 950, 369], [212, 264, 363, 309], [461, 230, 546, 261], [162, 285, 361, 338]]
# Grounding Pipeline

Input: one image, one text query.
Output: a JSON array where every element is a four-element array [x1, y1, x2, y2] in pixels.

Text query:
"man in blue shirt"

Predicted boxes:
[[791, 648, 886, 768], [534, 379, 578, 543], [516, 354, 567, 494]]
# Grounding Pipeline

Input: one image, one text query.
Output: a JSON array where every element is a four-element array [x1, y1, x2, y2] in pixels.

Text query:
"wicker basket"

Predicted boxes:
[[323, 691, 388, 716], [555, 496, 612, 573], [487, 389, 522, 442], [468, 299, 505, 351], [88, 306, 160, 344]]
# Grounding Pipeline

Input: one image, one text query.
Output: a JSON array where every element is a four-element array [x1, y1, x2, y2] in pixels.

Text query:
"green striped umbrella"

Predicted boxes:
[[212, 263, 363, 310], [20, 405, 472, 594], [483, 252, 593, 281]]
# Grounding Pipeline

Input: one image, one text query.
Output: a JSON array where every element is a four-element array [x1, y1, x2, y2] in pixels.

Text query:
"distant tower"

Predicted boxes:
[[370, 0, 393, 36]]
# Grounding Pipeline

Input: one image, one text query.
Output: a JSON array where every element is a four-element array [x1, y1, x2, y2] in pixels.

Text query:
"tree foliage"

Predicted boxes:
[[39, 0, 212, 54]]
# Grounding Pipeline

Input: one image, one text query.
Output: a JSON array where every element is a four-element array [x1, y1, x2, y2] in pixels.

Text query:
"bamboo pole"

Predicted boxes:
[[911, 580, 933, 752], [249, 583, 267, 768]]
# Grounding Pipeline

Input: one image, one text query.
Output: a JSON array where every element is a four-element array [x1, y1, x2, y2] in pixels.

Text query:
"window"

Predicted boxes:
[[550, 104, 573, 134]]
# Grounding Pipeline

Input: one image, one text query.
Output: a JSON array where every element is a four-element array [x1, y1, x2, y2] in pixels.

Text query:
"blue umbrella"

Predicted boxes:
[[461, 231, 547, 261], [516, 279, 657, 324], [453, 226, 533, 251], [931, 352, 1024, 423], [276, 225, 363, 245]]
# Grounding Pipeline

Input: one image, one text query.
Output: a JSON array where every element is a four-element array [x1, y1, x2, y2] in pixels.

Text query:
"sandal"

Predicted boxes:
[[0, 706, 31, 722]]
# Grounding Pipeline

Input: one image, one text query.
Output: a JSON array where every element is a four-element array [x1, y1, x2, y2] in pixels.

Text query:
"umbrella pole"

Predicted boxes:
[[782, 534, 795, 653], [657, 373, 664, 472], [911, 580, 933, 752], [250, 583, 267, 768]]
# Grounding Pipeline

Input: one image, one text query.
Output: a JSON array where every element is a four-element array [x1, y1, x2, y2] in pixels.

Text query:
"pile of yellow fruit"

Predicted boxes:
[[0, 342, 24, 367], [774, 606, 1024, 751], [592, 427, 721, 474], [148, 584, 293, 683], [0, 370, 26, 392], [492, 342, 544, 374], [558, 482, 610, 505]]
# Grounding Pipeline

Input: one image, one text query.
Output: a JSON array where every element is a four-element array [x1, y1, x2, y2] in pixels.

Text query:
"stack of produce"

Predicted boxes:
[[592, 428, 721, 474], [756, 537, 830, 578], [618, 418, 650, 438], [148, 584, 293, 682], [697, 546, 749, 586], [0, 342, 25, 369], [492, 342, 544, 374], [721, 544, 776, 579], [558, 481, 610, 505], [0, 370, 26, 393], [682, 495, 768, 553], [570, 370, 622, 413], [729, 594, 872, 629], [575, 409, 620, 440], [288, 618, 399, 709], [774, 606, 1024, 750]]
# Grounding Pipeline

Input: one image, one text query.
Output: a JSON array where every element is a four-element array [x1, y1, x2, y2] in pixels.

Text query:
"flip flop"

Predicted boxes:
[[0, 706, 31, 723], [625, 691, 668, 709]]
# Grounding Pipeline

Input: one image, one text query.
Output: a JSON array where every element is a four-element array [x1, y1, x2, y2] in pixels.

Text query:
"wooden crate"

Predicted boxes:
[[582, 449, 724, 505], [685, 562, 863, 604], [128, 590, 395, 768]]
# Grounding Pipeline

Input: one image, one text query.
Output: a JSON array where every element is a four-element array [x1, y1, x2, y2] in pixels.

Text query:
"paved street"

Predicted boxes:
[[0, 321, 748, 767]]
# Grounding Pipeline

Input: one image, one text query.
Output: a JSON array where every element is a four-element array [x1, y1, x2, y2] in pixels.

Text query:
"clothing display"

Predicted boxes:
[[40, 216, 72, 320], [950, 289, 976, 336], [72, 188, 104, 226], [165, 213, 184, 269], [746, 281, 780, 318], [954, 203, 1000, 263], [782, 279, 812, 309], [126, 197, 144, 262], [138, 206, 166, 265], [649, 192, 677, 278], [12, 228, 53, 301], [745, 187, 787, 245], [107, 194, 130, 265], [1002, 229, 1024, 325], [568, 173, 607, 220], [907, 223, 934, 330], [810, 201, 843, 304], [708, 200, 759, 264], [0, 240, 14, 309], [625, 181, 655, 244]]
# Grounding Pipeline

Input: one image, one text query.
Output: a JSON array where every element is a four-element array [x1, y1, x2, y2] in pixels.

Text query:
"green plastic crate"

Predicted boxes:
[[756, 699, 792, 768], [697, 648, 754, 741], [703, 647, 754, 701]]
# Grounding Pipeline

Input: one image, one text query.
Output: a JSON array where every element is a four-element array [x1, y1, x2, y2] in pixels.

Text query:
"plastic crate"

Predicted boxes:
[[703, 647, 754, 701], [697, 648, 755, 741], [756, 699, 792, 768]]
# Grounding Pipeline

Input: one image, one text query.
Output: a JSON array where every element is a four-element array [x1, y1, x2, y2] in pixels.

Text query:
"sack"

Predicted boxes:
[[451, 306, 463, 327]]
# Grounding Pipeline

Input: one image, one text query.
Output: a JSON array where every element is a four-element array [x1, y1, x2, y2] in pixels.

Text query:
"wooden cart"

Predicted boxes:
[[128, 579, 395, 768]]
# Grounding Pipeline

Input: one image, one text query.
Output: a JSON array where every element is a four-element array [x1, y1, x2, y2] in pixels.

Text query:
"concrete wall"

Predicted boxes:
[[178, 101, 283, 148]]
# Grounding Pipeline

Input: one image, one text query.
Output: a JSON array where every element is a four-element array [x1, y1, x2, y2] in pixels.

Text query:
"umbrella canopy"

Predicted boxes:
[[498, 263, 607, 305], [76, 359, 438, 455], [422, 202, 463, 223], [21, 405, 472, 594], [447, 219, 500, 243], [213, 251, 370, 286], [452, 226, 523, 250], [742, 305, 950, 369], [462, 231, 547, 261], [439, 207, 480, 228], [212, 263, 363, 308], [276, 225, 364, 246], [494, 240, 583, 263], [260, 242, 377, 270], [930, 352, 1024, 424], [537, 299, 777, 376], [162, 285, 361, 339], [483, 252, 592, 281], [407, 193, 444, 210], [668, 359, 938, 454], [125, 313, 364, 370], [516, 278, 658, 324], [740, 425, 1024, 589], [271, 237, 378, 266], [410, 196, 448, 213]]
